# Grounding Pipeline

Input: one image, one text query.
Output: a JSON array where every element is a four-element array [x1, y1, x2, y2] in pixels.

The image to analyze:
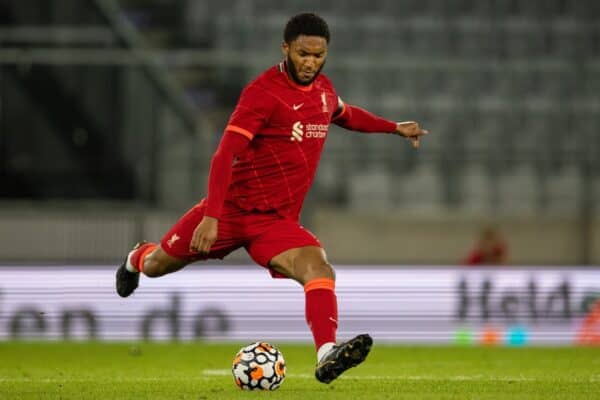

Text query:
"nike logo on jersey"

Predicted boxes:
[[292, 103, 304, 110]]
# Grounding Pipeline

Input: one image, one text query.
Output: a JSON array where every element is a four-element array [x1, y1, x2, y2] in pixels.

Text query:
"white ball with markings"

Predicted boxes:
[[231, 341, 286, 390]]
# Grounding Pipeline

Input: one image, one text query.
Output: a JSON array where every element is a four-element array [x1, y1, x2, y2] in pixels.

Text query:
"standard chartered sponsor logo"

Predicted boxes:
[[305, 123, 328, 138], [306, 124, 328, 131], [290, 121, 328, 141], [291, 121, 304, 141]]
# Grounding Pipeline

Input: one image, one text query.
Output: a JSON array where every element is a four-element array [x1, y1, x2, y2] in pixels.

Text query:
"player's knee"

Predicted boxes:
[[300, 261, 335, 284], [317, 262, 336, 280]]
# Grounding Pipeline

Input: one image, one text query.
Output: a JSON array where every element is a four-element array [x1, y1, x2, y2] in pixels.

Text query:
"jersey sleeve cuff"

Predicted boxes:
[[226, 124, 254, 140], [204, 205, 221, 220]]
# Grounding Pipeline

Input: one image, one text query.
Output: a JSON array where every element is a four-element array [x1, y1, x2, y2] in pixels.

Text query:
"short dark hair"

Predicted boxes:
[[284, 13, 330, 44]]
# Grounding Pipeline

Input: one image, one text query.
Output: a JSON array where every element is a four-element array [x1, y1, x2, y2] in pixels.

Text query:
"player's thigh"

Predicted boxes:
[[160, 201, 244, 265], [246, 220, 333, 283]]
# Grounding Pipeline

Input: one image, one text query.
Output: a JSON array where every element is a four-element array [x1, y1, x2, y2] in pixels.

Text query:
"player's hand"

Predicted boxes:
[[395, 121, 428, 149], [190, 216, 218, 255]]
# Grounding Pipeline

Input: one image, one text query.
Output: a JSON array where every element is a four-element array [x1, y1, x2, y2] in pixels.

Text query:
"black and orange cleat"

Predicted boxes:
[[315, 334, 373, 384], [115, 241, 146, 298]]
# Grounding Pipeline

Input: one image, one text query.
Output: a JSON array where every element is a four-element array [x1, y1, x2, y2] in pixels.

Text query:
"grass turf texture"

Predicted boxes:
[[0, 342, 599, 399]]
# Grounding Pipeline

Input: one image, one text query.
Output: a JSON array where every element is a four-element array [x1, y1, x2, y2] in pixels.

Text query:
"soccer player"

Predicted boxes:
[[116, 12, 428, 384], [464, 227, 508, 266]]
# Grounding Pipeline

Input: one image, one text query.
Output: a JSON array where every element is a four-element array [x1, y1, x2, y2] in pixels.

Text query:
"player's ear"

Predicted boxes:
[[281, 41, 289, 57]]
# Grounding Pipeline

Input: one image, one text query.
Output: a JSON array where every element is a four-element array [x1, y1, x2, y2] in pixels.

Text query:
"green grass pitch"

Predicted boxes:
[[0, 342, 599, 399]]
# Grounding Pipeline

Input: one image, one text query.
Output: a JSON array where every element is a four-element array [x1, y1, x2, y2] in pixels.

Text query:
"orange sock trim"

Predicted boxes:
[[137, 244, 157, 273], [304, 278, 335, 293]]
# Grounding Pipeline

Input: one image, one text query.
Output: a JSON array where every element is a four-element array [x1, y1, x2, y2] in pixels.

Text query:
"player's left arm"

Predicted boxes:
[[332, 97, 428, 149]]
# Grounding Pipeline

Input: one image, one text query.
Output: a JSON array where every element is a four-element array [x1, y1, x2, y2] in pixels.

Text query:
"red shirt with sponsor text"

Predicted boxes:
[[223, 63, 340, 221]]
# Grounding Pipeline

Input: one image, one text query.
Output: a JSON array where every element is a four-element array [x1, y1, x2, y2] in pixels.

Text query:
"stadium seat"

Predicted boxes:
[[348, 168, 395, 211], [545, 164, 583, 214], [393, 160, 443, 212], [496, 164, 539, 214], [460, 163, 493, 213]]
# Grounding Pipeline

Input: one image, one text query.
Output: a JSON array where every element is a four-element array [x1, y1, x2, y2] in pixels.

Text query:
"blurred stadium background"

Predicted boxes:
[[0, 0, 599, 346]]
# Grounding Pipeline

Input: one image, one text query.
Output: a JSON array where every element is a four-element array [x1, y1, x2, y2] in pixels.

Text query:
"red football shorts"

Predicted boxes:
[[160, 199, 322, 277]]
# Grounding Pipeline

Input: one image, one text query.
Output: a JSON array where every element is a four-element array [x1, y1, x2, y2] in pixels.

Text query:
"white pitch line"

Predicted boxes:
[[202, 370, 559, 382], [1, 373, 595, 384], [0, 377, 195, 383], [202, 369, 231, 376]]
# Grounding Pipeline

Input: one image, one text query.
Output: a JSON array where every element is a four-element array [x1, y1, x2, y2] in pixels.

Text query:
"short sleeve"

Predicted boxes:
[[226, 83, 275, 140]]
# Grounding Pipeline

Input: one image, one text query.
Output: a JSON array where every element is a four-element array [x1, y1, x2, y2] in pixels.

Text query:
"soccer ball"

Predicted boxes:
[[231, 341, 286, 390]]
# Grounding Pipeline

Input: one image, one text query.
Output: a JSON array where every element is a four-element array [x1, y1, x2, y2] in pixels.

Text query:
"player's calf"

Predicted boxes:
[[142, 247, 188, 277]]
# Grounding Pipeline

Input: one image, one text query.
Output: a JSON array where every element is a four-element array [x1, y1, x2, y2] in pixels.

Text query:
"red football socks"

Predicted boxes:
[[304, 278, 338, 350], [130, 243, 157, 273]]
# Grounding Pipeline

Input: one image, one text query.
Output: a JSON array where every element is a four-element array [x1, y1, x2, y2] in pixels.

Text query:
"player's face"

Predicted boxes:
[[282, 35, 328, 86]]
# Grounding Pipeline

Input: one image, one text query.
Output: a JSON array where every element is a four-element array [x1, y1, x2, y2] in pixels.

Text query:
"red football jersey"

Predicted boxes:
[[223, 62, 340, 220]]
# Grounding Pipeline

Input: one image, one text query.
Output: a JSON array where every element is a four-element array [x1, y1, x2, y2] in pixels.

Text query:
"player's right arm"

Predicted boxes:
[[189, 82, 275, 254], [189, 132, 251, 254]]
